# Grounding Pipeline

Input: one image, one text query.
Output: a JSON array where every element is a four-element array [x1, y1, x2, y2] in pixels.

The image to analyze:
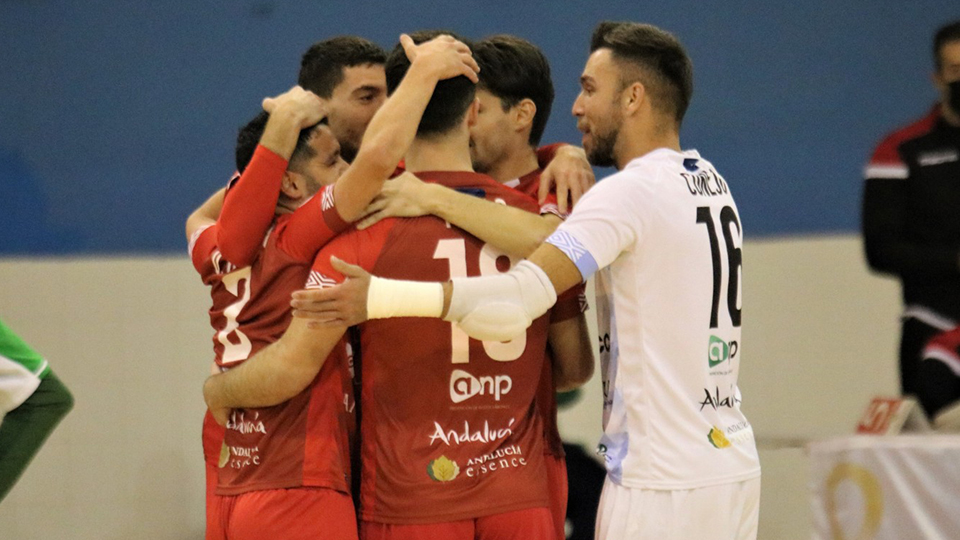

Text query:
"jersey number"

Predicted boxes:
[[696, 206, 742, 328], [218, 267, 253, 364], [434, 239, 526, 364]]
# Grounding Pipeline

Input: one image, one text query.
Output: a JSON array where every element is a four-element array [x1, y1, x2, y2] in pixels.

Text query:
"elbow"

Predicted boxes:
[[554, 358, 595, 392]]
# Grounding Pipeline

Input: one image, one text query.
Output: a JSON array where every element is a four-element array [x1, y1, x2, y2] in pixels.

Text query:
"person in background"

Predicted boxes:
[[862, 20, 960, 396], [0, 318, 73, 503]]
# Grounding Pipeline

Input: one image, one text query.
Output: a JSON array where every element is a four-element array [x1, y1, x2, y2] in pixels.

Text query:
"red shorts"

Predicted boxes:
[[544, 454, 568, 540], [361, 506, 553, 540], [202, 411, 226, 540], [209, 487, 357, 540]]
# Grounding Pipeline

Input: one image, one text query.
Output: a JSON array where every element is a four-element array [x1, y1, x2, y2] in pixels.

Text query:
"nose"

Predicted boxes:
[[571, 92, 584, 117]]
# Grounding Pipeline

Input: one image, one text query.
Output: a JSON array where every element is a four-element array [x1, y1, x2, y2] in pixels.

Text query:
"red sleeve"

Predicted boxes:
[[304, 222, 393, 289], [189, 224, 218, 274], [535, 143, 566, 170], [216, 145, 288, 266], [550, 282, 588, 323], [276, 184, 352, 263]]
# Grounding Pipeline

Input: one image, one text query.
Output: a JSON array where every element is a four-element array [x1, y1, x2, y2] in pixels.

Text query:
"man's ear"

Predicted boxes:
[[466, 97, 480, 127], [513, 98, 536, 134], [280, 170, 305, 200], [622, 81, 646, 116]]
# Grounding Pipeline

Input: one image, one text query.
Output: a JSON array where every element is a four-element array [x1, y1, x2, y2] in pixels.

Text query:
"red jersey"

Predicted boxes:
[[512, 168, 589, 458], [190, 144, 356, 496], [309, 171, 552, 524]]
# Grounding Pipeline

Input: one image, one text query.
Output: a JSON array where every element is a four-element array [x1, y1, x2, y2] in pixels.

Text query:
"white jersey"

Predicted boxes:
[[546, 148, 760, 490]]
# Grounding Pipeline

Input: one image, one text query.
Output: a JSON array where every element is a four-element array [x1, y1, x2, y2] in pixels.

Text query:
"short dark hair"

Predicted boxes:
[[474, 35, 554, 146], [934, 20, 960, 71], [235, 112, 321, 173], [298, 36, 387, 98], [590, 21, 693, 125], [385, 30, 477, 138]]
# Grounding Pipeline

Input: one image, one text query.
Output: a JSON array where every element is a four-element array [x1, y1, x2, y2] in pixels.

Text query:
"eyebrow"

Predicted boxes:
[[352, 85, 384, 95], [580, 75, 595, 86]]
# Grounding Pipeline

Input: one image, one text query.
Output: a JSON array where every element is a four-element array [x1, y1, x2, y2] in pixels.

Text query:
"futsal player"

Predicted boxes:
[[295, 21, 762, 540]]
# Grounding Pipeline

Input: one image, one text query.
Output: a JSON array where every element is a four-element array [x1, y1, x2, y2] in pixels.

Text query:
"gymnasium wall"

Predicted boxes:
[[2, 1, 955, 539]]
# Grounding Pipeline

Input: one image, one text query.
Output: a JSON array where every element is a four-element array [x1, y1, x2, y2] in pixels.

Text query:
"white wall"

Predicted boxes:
[[0, 235, 902, 540]]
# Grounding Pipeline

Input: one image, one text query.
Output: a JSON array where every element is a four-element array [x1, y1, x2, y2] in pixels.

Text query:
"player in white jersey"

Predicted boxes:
[[293, 21, 761, 540]]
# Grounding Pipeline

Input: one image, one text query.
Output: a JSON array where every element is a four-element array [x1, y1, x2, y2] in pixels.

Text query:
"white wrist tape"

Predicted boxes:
[[366, 276, 444, 319], [444, 260, 557, 342]]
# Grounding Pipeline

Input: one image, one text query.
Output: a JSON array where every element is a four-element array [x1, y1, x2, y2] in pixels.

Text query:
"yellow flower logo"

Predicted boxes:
[[218, 442, 230, 468], [707, 426, 731, 449], [427, 455, 460, 482]]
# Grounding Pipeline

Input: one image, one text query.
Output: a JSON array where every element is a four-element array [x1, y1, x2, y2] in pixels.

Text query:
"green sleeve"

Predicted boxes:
[[0, 319, 49, 378]]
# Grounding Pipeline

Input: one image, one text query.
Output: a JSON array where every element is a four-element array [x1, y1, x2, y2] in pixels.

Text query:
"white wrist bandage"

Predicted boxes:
[[444, 260, 557, 341], [366, 277, 445, 319]]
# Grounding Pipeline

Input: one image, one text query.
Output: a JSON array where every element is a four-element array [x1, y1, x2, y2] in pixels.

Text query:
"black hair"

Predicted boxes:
[[384, 30, 476, 138], [474, 35, 554, 145], [934, 20, 960, 72], [235, 111, 322, 173], [590, 21, 693, 125], [298, 36, 387, 98]]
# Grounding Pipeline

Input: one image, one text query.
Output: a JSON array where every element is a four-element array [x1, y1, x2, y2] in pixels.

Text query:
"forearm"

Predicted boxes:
[[425, 184, 559, 258], [185, 188, 226, 241], [549, 316, 595, 392], [334, 61, 442, 222], [217, 147, 288, 266], [863, 180, 960, 277], [204, 340, 321, 411]]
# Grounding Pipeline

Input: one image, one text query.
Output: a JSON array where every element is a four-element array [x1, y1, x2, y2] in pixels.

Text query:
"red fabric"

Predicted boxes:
[[360, 507, 553, 540], [203, 411, 226, 540], [535, 143, 565, 170], [867, 106, 940, 167], [924, 326, 960, 373], [544, 455, 568, 540], [210, 487, 358, 540], [192, 213, 355, 497], [217, 145, 288, 267], [310, 171, 551, 524]]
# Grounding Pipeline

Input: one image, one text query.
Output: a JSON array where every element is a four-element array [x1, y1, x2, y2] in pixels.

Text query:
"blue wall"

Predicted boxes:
[[2, 1, 958, 254]]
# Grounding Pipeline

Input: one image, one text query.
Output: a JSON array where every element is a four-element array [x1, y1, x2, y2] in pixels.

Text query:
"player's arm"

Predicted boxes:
[[292, 181, 632, 341], [537, 144, 595, 213], [277, 35, 480, 261], [863, 176, 960, 277], [216, 87, 327, 266], [547, 304, 595, 392], [202, 317, 347, 425], [185, 188, 226, 242], [357, 173, 562, 259], [329, 34, 479, 223]]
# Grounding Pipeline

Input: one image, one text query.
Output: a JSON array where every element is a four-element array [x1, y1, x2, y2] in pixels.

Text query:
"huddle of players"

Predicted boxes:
[[186, 31, 595, 540]]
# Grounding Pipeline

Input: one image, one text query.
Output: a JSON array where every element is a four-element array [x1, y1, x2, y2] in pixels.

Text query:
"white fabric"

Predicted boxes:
[[445, 260, 557, 341], [0, 355, 42, 415], [810, 435, 960, 540], [547, 148, 760, 489], [863, 164, 909, 180], [595, 474, 760, 540], [367, 276, 444, 319]]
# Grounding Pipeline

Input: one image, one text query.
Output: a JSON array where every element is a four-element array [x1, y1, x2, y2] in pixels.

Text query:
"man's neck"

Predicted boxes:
[[485, 146, 540, 184], [405, 132, 474, 173], [942, 103, 960, 127], [615, 121, 681, 170]]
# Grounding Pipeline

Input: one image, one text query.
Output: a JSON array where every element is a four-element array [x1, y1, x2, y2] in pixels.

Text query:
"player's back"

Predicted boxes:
[[576, 149, 760, 489], [311, 171, 551, 524]]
